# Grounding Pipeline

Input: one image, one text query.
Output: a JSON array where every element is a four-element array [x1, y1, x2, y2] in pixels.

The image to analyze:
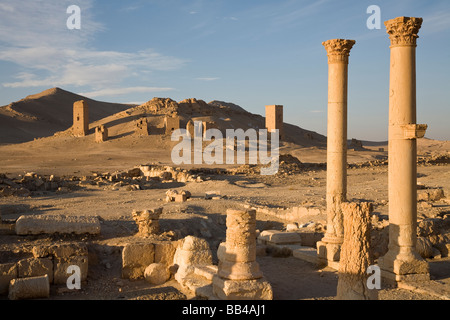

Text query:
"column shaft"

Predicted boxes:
[[317, 39, 355, 267], [379, 16, 429, 283]]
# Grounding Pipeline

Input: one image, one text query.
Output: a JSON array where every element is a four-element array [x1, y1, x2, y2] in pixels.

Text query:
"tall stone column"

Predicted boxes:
[[317, 39, 355, 268], [378, 16, 429, 283]]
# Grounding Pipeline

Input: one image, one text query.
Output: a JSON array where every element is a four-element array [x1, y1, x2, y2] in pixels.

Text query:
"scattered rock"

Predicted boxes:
[[144, 263, 170, 285]]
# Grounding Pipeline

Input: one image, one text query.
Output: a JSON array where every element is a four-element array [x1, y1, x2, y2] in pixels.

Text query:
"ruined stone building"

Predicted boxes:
[[72, 100, 89, 137], [265, 105, 283, 140]]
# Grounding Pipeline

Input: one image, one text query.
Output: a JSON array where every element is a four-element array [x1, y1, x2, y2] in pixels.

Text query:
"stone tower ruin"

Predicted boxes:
[[265, 105, 283, 140], [164, 115, 180, 135], [73, 100, 89, 137]]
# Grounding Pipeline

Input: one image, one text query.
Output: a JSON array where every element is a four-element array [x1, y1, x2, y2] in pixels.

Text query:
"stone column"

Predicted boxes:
[[213, 209, 272, 300], [132, 207, 162, 237], [378, 16, 429, 283], [337, 202, 378, 300], [317, 39, 355, 268]]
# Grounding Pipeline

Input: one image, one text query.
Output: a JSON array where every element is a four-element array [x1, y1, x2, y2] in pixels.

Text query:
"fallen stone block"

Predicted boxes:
[[0, 263, 17, 294], [154, 241, 179, 266], [173, 236, 212, 287], [122, 243, 155, 279], [32, 243, 88, 259], [53, 256, 88, 285], [166, 190, 191, 202], [258, 230, 302, 245], [417, 189, 445, 202], [15, 215, 101, 235], [17, 258, 53, 283], [194, 265, 218, 281], [297, 231, 324, 247], [8, 275, 50, 300], [144, 263, 170, 285], [212, 275, 273, 300]]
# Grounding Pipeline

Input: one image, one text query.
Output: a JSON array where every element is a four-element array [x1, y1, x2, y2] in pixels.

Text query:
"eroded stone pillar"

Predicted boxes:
[[95, 125, 108, 143], [378, 16, 429, 283], [213, 209, 272, 300], [317, 39, 355, 268], [337, 202, 378, 300], [73, 100, 89, 137], [265, 105, 284, 140], [132, 207, 162, 236]]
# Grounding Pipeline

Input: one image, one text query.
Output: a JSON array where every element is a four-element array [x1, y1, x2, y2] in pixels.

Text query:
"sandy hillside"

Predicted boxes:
[[0, 88, 134, 145]]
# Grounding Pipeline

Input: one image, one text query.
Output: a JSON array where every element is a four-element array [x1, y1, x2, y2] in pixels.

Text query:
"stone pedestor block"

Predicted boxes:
[[173, 236, 213, 288], [17, 258, 53, 283], [122, 243, 155, 279], [212, 275, 273, 300], [258, 230, 302, 245], [154, 241, 179, 266], [15, 215, 101, 235], [53, 256, 88, 285], [8, 275, 50, 300], [32, 243, 88, 259]]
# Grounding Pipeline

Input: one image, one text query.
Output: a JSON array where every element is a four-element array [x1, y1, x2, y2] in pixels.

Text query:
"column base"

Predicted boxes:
[[217, 260, 263, 280], [212, 275, 273, 300], [378, 250, 430, 285], [316, 240, 341, 270]]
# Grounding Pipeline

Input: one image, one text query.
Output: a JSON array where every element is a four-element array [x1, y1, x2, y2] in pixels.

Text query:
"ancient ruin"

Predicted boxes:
[[132, 208, 162, 236], [378, 16, 430, 283], [1, 7, 449, 304], [265, 105, 283, 140], [213, 209, 273, 300], [72, 100, 89, 137], [317, 38, 355, 269], [186, 119, 195, 138], [164, 114, 180, 135], [95, 125, 108, 143], [135, 117, 149, 136], [337, 202, 377, 300]]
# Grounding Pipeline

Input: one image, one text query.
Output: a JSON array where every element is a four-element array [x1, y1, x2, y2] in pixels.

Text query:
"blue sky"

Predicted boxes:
[[0, 0, 449, 141]]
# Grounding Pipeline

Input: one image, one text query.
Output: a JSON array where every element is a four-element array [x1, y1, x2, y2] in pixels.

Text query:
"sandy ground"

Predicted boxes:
[[1, 139, 449, 300]]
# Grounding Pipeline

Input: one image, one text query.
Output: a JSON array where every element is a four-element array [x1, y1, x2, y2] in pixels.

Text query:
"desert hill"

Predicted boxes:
[[0, 88, 326, 148], [0, 88, 134, 144]]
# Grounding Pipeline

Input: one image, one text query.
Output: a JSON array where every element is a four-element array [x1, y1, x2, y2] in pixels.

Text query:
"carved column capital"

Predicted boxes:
[[385, 16, 422, 47], [322, 39, 356, 64]]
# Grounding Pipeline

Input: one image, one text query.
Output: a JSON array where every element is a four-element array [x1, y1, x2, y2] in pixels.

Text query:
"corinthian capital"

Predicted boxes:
[[385, 16, 422, 47], [322, 39, 356, 64]]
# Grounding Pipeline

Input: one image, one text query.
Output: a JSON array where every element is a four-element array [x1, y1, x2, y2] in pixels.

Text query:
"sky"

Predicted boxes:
[[0, 0, 449, 141]]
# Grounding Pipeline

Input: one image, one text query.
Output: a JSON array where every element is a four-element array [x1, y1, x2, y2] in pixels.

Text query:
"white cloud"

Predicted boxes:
[[0, 0, 186, 97], [196, 77, 220, 81], [79, 87, 175, 98], [0, 3, 14, 12], [422, 11, 450, 35]]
